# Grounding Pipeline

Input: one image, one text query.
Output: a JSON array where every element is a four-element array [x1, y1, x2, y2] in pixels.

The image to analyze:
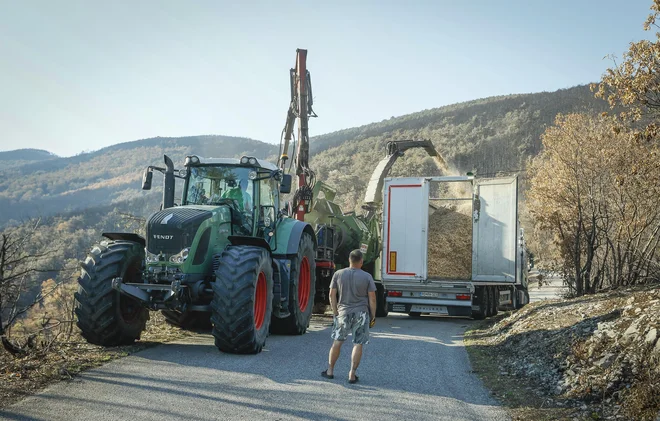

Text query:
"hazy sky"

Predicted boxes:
[[0, 0, 653, 157]]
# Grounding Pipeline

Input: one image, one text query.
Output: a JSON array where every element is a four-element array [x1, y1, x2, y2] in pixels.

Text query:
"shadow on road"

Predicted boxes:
[[1, 315, 505, 421]]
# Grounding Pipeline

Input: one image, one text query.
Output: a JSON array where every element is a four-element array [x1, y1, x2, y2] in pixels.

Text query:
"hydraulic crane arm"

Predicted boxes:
[[362, 139, 448, 214], [278, 48, 317, 221]]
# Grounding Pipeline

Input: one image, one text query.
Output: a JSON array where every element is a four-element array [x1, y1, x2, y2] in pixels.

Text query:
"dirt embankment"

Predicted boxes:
[[466, 285, 660, 421]]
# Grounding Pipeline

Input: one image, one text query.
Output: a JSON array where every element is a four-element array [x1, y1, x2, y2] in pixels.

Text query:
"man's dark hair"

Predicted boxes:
[[349, 249, 363, 264]]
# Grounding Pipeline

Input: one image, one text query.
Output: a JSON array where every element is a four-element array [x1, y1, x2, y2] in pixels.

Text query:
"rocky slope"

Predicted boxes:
[[469, 285, 660, 420]]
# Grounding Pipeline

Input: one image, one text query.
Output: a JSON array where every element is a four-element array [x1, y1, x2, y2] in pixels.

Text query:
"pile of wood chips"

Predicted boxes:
[[427, 205, 472, 279]]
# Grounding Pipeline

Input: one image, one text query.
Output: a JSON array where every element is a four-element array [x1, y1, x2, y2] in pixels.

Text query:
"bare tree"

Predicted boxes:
[[0, 219, 58, 355]]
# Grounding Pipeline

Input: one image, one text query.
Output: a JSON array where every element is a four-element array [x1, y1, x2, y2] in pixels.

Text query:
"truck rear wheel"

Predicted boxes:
[[375, 283, 388, 317], [471, 286, 487, 320], [512, 286, 519, 309], [270, 233, 316, 335], [75, 241, 149, 346], [485, 287, 494, 317], [491, 287, 499, 316], [211, 245, 274, 354]]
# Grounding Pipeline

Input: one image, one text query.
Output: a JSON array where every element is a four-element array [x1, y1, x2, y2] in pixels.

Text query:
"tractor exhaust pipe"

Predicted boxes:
[[163, 155, 175, 209]]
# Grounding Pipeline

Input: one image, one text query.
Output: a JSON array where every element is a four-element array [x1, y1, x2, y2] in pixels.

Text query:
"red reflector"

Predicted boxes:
[[456, 294, 471, 301], [387, 291, 403, 297]]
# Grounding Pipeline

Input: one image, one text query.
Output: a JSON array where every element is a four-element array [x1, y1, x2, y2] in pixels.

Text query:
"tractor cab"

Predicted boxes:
[[181, 155, 291, 240]]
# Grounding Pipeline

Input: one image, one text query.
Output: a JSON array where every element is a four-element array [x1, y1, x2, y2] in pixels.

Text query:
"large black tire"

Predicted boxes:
[[75, 241, 149, 346], [471, 286, 487, 320], [211, 245, 274, 354], [270, 233, 316, 335], [485, 287, 494, 317], [162, 310, 212, 331], [491, 287, 499, 316], [375, 283, 388, 317], [512, 286, 520, 309]]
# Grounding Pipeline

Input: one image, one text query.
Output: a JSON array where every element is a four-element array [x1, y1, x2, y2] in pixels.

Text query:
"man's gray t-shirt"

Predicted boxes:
[[330, 268, 377, 316]]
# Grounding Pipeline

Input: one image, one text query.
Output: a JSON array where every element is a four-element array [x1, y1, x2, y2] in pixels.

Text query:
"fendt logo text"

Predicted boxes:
[[153, 235, 174, 240]]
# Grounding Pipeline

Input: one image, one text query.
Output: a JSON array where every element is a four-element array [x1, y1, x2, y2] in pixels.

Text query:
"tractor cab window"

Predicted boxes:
[[257, 176, 279, 238], [185, 166, 254, 212]]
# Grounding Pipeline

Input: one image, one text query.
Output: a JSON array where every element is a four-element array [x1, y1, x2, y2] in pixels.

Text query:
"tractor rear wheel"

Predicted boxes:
[[211, 245, 274, 354], [270, 233, 316, 334], [162, 310, 212, 331], [75, 241, 149, 346], [375, 283, 388, 317]]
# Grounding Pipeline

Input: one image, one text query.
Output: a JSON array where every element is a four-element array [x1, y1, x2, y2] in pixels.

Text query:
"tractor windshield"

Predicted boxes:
[[185, 166, 254, 211]]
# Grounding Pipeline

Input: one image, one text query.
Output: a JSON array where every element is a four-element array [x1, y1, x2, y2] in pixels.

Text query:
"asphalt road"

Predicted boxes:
[[528, 275, 567, 302], [1, 314, 508, 421]]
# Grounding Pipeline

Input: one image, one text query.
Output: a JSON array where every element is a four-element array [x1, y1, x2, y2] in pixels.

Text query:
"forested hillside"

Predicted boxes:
[[310, 84, 610, 212], [1, 85, 609, 227]]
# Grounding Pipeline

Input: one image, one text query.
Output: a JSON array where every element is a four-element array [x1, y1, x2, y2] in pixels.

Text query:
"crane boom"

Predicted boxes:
[[279, 48, 317, 221]]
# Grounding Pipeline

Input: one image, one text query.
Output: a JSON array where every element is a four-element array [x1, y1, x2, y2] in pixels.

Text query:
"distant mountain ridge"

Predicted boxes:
[[0, 135, 279, 227], [0, 149, 58, 171]]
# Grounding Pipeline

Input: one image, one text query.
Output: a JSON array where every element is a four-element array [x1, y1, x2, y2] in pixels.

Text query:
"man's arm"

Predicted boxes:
[[368, 291, 377, 320], [329, 288, 339, 316], [366, 275, 377, 320], [329, 271, 339, 316]]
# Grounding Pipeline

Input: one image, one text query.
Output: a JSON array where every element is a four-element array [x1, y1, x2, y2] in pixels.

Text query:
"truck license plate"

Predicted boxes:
[[410, 305, 448, 314], [419, 292, 439, 297]]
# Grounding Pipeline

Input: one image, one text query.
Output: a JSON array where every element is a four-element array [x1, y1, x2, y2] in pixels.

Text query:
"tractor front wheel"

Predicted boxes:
[[211, 245, 274, 354], [74, 241, 149, 346]]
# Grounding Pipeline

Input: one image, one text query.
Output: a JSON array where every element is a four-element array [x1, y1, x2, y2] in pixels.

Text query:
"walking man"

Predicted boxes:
[[321, 249, 377, 383]]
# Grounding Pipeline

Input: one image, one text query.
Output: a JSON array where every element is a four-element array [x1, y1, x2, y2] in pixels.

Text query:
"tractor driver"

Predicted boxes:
[[221, 178, 252, 212]]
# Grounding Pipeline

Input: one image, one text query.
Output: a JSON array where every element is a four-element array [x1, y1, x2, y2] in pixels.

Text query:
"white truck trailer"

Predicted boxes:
[[381, 175, 529, 319]]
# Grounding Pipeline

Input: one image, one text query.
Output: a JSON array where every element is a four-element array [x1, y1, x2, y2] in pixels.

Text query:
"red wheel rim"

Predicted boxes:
[[298, 256, 311, 312], [254, 271, 267, 330]]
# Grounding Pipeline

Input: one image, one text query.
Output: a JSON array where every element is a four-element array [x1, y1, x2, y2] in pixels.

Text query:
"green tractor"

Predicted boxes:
[[74, 154, 317, 354]]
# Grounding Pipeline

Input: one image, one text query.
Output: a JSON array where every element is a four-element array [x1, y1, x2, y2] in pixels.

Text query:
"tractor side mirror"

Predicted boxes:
[[142, 169, 153, 190], [280, 174, 292, 194]]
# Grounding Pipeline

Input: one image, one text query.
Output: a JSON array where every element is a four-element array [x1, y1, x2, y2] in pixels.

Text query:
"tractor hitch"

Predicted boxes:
[[112, 277, 193, 310]]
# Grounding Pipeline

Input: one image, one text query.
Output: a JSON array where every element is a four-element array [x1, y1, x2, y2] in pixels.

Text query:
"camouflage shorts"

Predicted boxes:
[[331, 311, 370, 344]]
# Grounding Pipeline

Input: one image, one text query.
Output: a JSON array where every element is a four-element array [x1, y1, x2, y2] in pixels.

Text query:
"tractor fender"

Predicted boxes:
[[272, 218, 316, 316], [274, 218, 316, 257], [102, 232, 146, 248]]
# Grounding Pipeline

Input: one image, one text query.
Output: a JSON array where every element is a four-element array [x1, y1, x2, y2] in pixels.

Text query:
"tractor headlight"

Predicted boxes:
[[145, 249, 160, 263], [169, 248, 190, 264], [248, 157, 257, 165], [240, 156, 249, 164], [248, 170, 258, 180]]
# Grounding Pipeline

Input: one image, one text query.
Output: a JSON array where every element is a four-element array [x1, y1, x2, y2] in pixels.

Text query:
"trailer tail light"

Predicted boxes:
[[387, 291, 403, 297], [456, 294, 471, 301]]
